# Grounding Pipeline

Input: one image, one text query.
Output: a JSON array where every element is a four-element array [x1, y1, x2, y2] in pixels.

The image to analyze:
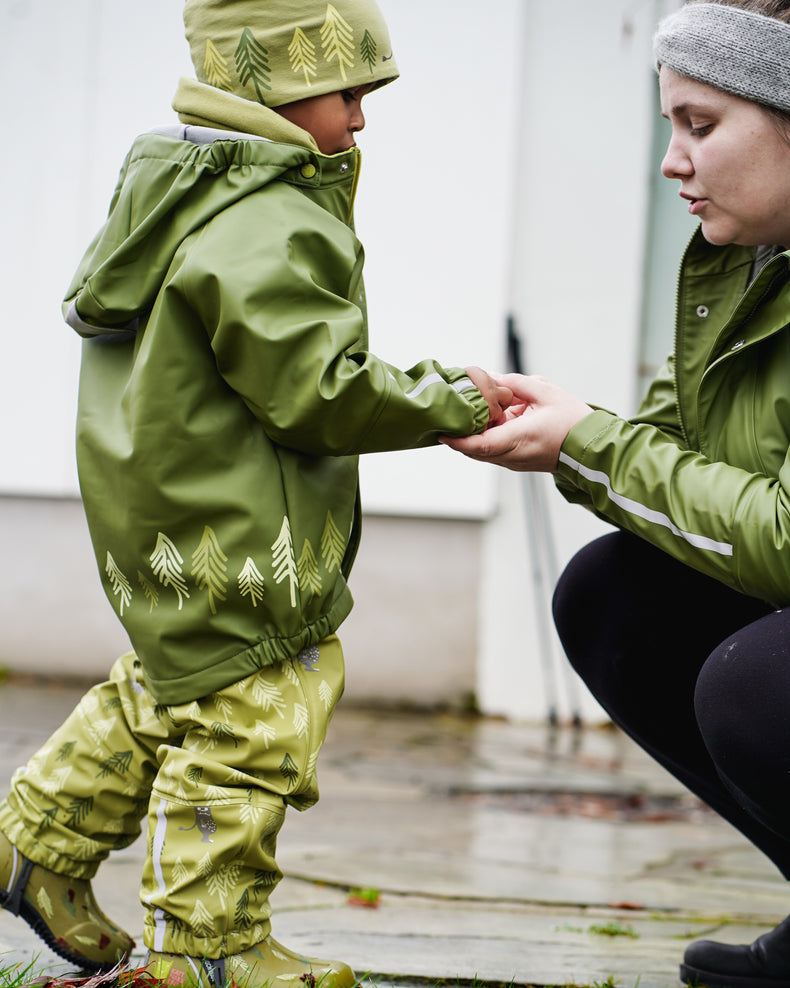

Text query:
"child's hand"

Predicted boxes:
[[465, 366, 513, 424], [441, 374, 592, 472]]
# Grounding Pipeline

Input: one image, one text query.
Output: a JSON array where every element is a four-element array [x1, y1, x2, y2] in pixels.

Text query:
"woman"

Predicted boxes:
[[444, 2, 790, 986]]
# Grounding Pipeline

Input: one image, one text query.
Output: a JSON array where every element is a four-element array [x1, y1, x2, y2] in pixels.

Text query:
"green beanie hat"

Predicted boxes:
[[183, 0, 399, 109]]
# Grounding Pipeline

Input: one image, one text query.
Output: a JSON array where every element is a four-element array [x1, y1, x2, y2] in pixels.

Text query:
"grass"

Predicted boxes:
[[0, 962, 650, 988]]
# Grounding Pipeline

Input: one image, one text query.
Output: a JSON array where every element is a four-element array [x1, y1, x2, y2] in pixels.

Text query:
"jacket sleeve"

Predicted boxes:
[[555, 407, 790, 607], [554, 352, 688, 509], [630, 353, 687, 443], [181, 194, 489, 456]]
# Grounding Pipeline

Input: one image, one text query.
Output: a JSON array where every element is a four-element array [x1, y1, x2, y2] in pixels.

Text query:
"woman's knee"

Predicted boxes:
[[552, 532, 658, 681], [695, 613, 790, 757]]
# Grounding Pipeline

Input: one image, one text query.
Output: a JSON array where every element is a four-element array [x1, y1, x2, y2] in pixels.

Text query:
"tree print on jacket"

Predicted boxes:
[[238, 556, 265, 607], [105, 553, 132, 615], [192, 526, 228, 615], [150, 533, 190, 610], [271, 518, 298, 607], [103, 509, 348, 624]]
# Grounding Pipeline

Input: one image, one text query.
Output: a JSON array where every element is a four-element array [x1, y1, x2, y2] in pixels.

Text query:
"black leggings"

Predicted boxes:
[[552, 530, 790, 879]]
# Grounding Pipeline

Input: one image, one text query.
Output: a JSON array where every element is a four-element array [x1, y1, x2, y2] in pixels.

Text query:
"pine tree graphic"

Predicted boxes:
[[235, 888, 253, 928], [252, 719, 277, 748], [137, 571, 160, 612], [252, 869, 279, 894], [189, 898, 215, 936], [43, 767, 72, 797], [106, 552, 133, 615], [360, 29, 377, 73], [97, 750, 133, 779], [293, 703, 309, 740], [211, 721, 239, 748], [213, 692, 233, 723], [238, 557, 265, 607], [297, 539, 322, 598], [272, 517, 299, 607], [320, 511, 345, 573], [150, 532, 190, 610], [65, 795, 94, 828], [186, 766, 204, 788], [56, 741, 76, 762], [173, 857, 190, 888], [203, 38, 232, 91], [192, 526, 228, 615], [288, 26, 318, 86], [319, 679, 335, 711], [321, 4, 355, 82], [235, 27, 272, 103], [252, 676, 287, 717], [279, 752, 300, 789], [208, 863, 241, 904]]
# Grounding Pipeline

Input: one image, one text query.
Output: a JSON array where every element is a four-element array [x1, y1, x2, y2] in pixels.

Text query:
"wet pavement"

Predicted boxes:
[[0, 678, 786, 987]]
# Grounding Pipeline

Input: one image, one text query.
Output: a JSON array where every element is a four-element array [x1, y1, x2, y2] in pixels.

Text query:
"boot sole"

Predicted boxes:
[[681, 961, 790, 988], [0, 888, 116, 974]]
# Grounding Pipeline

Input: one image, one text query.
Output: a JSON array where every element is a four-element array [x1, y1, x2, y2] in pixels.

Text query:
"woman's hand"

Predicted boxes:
[[464, 365, 513, 423], [441, 373, 592, 472]]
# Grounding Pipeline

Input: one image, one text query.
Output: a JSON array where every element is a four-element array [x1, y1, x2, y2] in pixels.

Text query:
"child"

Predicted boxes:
[[0, 1, 510, 986]]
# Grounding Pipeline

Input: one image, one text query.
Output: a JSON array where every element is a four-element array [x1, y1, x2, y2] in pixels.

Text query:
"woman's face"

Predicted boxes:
[[660, 67, 790, 247]]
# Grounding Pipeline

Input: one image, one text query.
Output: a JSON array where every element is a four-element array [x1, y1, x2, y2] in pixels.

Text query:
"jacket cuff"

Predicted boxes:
[[556, 408, 618, 483], [446, 369, 489, 433]]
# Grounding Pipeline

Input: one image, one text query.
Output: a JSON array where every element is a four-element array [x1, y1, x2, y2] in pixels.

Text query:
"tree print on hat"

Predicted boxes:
[[321, 4, 355, 82], [203, 38, 232, 91], [360, 29, 377, 73], [235, 28, 272, 103], [289, 27, 318, 86]]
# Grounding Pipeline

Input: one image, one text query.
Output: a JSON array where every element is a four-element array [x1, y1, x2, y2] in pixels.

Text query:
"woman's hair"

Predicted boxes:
[[691, 0, 790, 24], [688, 0, 790, 139]]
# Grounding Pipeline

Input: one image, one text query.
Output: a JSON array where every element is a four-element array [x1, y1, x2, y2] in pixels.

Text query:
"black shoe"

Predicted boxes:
[[681, 916, 790, 988]]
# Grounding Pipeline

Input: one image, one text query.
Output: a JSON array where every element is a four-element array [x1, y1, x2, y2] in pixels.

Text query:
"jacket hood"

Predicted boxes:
[[63, 125, 335, 338]]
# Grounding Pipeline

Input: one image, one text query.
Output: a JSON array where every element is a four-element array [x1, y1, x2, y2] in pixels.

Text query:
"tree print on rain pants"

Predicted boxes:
[[0, 637, 345, 957]]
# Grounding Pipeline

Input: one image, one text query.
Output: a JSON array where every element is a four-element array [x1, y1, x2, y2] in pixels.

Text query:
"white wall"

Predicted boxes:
[[1, 1, 192, 496], [477, 0, 662, 722]]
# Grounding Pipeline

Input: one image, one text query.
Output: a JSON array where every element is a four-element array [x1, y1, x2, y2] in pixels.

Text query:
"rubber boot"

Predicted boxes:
[[0, 831, 134, 971], [681, 915, 790, 988], [145, 937, 356, 987]]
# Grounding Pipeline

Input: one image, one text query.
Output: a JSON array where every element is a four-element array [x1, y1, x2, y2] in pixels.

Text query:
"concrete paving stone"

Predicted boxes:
[[0, 680, 787, 986]]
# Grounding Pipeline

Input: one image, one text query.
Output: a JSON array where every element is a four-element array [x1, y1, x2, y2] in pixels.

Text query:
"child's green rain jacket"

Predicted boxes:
[[64, 126, 489, 704]]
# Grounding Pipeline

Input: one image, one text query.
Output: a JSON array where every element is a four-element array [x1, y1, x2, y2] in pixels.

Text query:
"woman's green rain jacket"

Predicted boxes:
[[64, 125, 489, 704], [556, 228, 790, 608]]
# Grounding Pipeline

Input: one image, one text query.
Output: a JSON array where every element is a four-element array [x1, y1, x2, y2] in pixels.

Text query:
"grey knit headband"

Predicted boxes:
[[654, 3, 790, 114]]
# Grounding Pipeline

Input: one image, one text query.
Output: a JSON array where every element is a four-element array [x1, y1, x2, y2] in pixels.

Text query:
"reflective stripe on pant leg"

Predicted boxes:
[[148, 793, 170, 954]]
